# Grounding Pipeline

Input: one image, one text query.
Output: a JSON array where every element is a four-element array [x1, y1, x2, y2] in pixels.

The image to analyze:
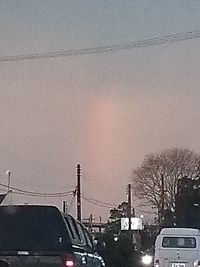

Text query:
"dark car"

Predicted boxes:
[[0, 205, 106, 267]]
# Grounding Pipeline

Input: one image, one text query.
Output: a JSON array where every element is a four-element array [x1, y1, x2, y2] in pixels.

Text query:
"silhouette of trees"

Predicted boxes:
[[175, 176, 200, 228], [132, 147, 200, 221]]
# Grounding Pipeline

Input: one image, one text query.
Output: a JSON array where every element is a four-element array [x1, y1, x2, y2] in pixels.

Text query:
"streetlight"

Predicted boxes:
[[5, 170, 11, 192]]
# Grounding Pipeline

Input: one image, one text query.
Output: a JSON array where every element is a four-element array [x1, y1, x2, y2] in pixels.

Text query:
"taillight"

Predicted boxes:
[[62, 253, 76, 267], [155, 259, 159, 267], [66, 259, 74, 267]]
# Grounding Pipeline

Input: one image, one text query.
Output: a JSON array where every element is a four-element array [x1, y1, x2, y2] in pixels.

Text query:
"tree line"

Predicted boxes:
[[132, 147, 200, 227], [97, 147, 200, 267]]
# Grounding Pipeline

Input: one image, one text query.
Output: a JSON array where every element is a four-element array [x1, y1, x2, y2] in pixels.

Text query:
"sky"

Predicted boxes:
[[0, 0, 200, 222]]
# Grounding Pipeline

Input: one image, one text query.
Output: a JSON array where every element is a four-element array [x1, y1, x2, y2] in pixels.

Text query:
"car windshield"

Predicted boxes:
[[0, 206, 67, 250]]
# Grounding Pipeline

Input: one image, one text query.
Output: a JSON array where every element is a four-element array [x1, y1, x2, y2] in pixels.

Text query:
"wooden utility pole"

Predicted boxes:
[[99, 216, 102, 233], [76, 164, 81, 221], [89, 214, 93, 233], [6, 170, 11, 192], [127, 183, 132, 240], [160, 174, 165, 225]]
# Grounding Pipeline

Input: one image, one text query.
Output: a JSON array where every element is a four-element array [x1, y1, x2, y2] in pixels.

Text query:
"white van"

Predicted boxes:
[[154, 228, 200, 267]]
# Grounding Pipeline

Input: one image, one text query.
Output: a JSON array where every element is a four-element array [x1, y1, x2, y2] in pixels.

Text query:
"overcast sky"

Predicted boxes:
[[0, 0, 200, 221]]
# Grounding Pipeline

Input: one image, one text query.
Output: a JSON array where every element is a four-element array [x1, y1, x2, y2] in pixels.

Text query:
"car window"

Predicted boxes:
[[64, 216, 75, 240], [76, 222, 87, 245], [0, 206, 67, 250], [67, 216, 82, 242], [81, 226, 93, 248]]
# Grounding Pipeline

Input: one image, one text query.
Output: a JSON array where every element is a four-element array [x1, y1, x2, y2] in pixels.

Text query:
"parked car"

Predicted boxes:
[[0, 205, 106, 267]]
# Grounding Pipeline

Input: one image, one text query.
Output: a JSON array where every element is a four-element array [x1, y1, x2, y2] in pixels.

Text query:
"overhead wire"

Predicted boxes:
[[0, 29, 200, 62], [81, 195, 116, 209], [82, 195, 118, 207], [12, 191, 74, 198], [0, 182, 74, 197], [82, 197, 112, 209]]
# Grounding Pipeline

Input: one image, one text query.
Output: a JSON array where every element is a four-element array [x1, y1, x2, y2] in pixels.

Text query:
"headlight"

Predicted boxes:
[[194, 260, 200, 267], [142, 254, 153, 265]]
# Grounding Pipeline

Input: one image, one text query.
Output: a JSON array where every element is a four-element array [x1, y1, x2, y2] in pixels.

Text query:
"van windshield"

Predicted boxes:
[[162, 237, 196, 248], [0, 206, 67, 250]]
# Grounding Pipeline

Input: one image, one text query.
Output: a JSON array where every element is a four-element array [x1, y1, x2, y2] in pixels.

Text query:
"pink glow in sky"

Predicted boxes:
[[1, 1, 200, 221]]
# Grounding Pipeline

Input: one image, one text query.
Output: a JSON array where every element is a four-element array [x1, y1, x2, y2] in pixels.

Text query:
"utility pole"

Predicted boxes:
[[160, 173, 165, 226], [99, 216, 102, 233], [6, 170, 11, 192], [89, 214, 93, 234], [76, 164, 81, 221], [127, 183, 132, 240]]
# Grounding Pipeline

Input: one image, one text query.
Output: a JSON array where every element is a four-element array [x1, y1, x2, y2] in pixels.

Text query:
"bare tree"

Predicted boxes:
[[132, 147, 200, 220]]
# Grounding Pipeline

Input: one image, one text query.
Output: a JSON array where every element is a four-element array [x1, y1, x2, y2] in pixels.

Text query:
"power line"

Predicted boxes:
[[0, 182, 74, 197], [82, 194, 118, 207], [0, 29, 200, 62], [81, 195, 115, 209], [12, 191, 74, 198], [82, 197, 112, 208]]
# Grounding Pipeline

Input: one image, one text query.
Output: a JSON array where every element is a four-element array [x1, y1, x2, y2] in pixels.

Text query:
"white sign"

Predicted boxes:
[[121, 217, 143, 231]]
